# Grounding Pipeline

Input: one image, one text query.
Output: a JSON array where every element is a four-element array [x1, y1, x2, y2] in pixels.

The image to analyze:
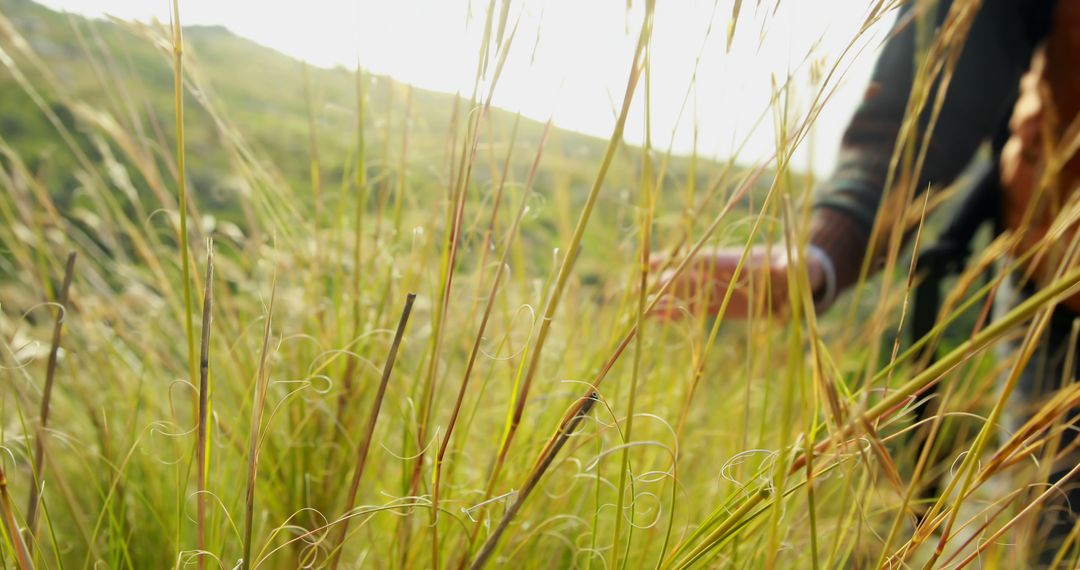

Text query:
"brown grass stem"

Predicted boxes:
[[241, 280, 277, 570], [469, 392, 599, 569], [24, 252, 75, 546], [329, 293, 416, 570], [431, 120, 551, 524]]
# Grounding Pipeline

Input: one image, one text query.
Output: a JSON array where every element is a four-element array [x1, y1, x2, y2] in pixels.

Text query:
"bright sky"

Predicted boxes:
[[37, 0, 895, 174]]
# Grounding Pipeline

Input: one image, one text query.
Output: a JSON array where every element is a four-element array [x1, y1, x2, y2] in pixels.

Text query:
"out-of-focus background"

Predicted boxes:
[[37, 0, 892, 171], [3, 0, 1048, 568]]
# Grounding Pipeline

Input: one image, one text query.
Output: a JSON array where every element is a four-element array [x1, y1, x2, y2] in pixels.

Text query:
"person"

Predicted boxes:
[[657, 0, 1080, 563]]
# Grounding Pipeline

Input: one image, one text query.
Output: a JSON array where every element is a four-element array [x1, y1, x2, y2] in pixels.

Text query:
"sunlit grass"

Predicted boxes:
[[3, 0, 1080, 568]]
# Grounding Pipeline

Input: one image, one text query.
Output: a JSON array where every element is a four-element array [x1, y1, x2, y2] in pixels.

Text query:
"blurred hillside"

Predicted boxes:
[[0, 0, 770, 231]]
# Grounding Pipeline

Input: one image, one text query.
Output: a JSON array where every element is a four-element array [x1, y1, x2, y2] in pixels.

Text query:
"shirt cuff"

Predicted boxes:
[[809, 207, 873, 306]]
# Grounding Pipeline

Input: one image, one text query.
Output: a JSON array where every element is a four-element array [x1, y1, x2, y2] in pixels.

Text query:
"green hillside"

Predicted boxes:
[[0, 0, 752, 225]]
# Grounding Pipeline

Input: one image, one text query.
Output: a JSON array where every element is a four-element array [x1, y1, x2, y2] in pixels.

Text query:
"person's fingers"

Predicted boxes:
[[768, 263, 792, 303], [653, 268, 711, 318], [650, 268, 686, 320], [651, 296, 684, 321], [649, 246, 797, 321], [657, 267, 679, 288], [652, 246, 737, 274], [648, 252, 671, 271]]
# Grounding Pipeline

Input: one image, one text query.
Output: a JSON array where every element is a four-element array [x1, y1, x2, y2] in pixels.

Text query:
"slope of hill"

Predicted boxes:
[[0, 0, 751, 226]]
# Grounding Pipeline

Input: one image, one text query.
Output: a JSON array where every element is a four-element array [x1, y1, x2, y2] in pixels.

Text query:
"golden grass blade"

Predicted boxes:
[[195, 242, 213, 569], [241, 279, 277, 570]]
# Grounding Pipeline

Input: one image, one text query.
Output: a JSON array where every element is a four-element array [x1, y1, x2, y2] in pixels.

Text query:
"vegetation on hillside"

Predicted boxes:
[[1, 0, 1078, 568]]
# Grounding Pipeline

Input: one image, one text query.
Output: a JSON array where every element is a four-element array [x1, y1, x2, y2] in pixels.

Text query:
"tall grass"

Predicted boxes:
[[330, 292, 416, 570], [195, 243, 213, 569], [4, 0, 1080, 568], [24, 252, 75, 549]]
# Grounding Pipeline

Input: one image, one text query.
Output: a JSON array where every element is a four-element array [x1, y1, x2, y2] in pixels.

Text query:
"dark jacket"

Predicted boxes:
[[811, 0, 1056, 292]]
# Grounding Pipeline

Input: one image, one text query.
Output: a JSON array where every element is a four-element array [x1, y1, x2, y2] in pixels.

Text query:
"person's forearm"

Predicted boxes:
[[808, 207, 871, 307]]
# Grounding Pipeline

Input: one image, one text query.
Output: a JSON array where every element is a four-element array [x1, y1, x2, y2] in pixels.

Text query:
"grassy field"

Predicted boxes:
[[3, 0, 1080, 568]]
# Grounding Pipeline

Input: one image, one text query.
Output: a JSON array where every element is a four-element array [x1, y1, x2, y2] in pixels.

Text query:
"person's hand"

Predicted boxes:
[[650, 245, 827, 320]]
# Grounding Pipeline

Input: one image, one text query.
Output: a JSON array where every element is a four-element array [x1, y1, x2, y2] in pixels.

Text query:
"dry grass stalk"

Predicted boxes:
[[241, 280, 277, 570], [24, 252, 75, 547], [329, 292, 416, 570]]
